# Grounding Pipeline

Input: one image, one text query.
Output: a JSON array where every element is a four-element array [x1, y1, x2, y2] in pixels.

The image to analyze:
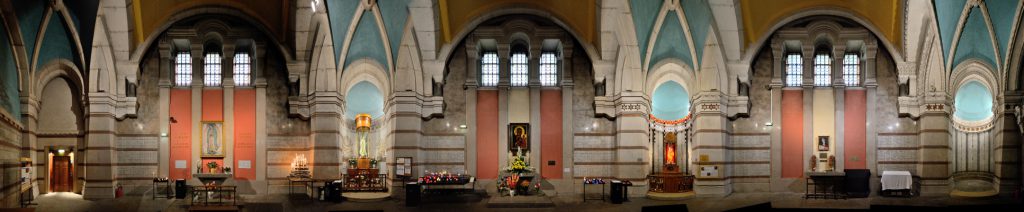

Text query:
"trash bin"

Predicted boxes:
[[610, 180, 624, 204], [174, 179, 187, 199], [405, 182, 420, 207], [327, 180, 343, 202]]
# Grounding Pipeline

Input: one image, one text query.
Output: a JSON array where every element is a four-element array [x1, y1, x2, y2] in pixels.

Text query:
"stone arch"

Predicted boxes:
[[741, 8, 905, 65], [130, 6, 295, 63], [35, 59, 85, 99], [307, 12, 339, 93], [949, 59, 1000, 128], [646, 59, 696, 99], [341, 59, 392, 105], [438, 8, 601, 67]]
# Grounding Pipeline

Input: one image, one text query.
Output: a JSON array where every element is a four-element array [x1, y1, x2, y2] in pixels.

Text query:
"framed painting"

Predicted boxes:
[[817, 136, 829, 152], [508, 123, 530, 153], [201, 122, 225, 157]]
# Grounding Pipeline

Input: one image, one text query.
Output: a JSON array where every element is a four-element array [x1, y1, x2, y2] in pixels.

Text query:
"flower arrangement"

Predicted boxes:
[[502, 148, 534, 174], [206, 161, 219, 173], [650, 114, 692, 125]]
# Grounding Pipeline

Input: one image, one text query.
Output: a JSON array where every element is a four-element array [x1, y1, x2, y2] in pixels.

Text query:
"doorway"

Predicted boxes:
[[50, 155, 73, 192]]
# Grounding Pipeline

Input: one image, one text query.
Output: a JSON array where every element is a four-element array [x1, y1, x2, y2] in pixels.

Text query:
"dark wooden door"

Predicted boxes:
[[50, 156, 72, 192]]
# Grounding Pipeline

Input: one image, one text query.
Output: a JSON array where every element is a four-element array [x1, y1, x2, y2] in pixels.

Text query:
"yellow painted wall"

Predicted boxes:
[[739, 0, 901, 51], [133, 0, 289, 44], [508, 89, 530, 123], [440, 0, 595, 45], [812, 89, 834, 170]]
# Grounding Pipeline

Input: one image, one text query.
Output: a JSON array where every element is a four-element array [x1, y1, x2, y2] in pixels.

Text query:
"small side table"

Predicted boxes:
[[152, 178, 172, 199], [582, 183, 605, 202]]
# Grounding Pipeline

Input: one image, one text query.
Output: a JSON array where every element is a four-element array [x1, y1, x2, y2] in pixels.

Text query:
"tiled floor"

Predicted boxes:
[[24, 191, 1022, 212]]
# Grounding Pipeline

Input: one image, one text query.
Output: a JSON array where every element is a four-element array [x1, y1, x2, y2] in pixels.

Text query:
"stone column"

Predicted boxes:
[[832, 45, 846, 170], [917, 99, 950, 194], [255, 44, 268, 182], [157, 42, 172, 178], [20, 96, 39, 193], [223, 44, 235, 170], [528, 44, 541, 174], [83, 93, 119, 199], [613, 93, 649, 194], [768, 39, 786, 191], [464, 40, 479, 176], [801, 46, 814, 174], [692, 92, 731, 196], [310, 91, 343, 180], [560, 46, 574, 183], [497, 43, 510, 167], [863, 41, 880, 192], [190, 46, 203, 172]]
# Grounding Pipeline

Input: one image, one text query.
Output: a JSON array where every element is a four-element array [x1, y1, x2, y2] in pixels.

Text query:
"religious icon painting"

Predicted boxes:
[[508, 123, 530, 153], [817, 136, 830, 152], [201, 122, 225, 157]]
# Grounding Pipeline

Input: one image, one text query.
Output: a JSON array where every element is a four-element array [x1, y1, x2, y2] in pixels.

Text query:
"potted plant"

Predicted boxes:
[[207, 161, 219, 173], [223, 166, 232, 174]]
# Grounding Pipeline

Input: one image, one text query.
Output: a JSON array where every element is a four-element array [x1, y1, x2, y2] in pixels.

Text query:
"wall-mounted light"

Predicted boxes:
[[160, 133, 168, 137], [57, 149, 65, 155], [458, 124, 467, 129]]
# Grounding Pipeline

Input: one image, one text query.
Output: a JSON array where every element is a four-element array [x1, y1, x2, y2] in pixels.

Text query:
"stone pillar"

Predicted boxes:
[[464, 41, 479, 176], [832, 45, 846, 170], [254, 78, 267, 182], [391, 90, 422, 178], [560, 47, 574, 183], [528, 45, 541, 174], [863, 42, 879, 192], [497, 44, 510, 167], [157, 42, 172, 179], [223, 45, 235, 170], [801, 47, 814, 174], [768, 39, 786, 191], [83, 93, 119, 199], [917, 99, 950, 194], [613, 93, 648, 193], [20, 96, 39, 194], [692, 92, 731, 196], [310, 91, 343, 180], [190, 46, 203, 171]]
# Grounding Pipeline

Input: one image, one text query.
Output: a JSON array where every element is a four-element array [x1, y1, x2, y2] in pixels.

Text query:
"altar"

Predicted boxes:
[[646, 114, 696, 199]]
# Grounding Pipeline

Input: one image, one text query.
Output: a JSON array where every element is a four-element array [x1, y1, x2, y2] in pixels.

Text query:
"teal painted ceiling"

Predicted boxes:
[[630, 0, 663, 65], [0, 23, 21, 119], [344, 12, 389, 72], [934, 0, 967, 62], [326, 0, 360, 65], [952, 7, 997, 69], [652, 81, 690, 120], [11, 0, 46, 59], [954, 81, 993, 121], [987, 0, 1018, 58], [378, 0, 410, 62], [345, 81, 384, 120], [37, 16, 79, 70], [681, 0, 711, 64], [650, 12, 693, 69]]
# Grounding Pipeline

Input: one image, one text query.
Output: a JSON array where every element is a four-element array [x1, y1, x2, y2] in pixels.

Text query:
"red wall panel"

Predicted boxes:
[[234, 89, 257, 179], [202, 90, 223, 121], [169, 89, 192, 179], [844, 90, 867, 169], [476, 91, 499, 179], [781, 90, 804, 178], [540, 90, 562, 179]]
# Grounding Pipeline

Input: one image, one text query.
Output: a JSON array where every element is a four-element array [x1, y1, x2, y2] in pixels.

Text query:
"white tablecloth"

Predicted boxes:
[[881, 171, 912, 190]]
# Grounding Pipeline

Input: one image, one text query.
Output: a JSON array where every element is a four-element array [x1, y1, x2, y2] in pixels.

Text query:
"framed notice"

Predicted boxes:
[[396, 157, 413, 177]]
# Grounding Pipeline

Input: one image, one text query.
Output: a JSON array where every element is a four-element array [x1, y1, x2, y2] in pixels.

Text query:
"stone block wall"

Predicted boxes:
[[266, 135, 311, 193]]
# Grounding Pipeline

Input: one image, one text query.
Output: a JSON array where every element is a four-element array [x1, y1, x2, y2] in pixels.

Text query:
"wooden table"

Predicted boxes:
[[153, 179, 173, 199], [287, 177, 317, 199], [805, 172, 846, 199], [190, 185, 237, 205], [582, 183, 605, 202]]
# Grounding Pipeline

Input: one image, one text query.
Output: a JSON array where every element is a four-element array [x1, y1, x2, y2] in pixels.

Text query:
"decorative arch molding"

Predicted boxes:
[[741, 8, 905, 66], [306, 13, 339, 93], [0, 4, 31, 93], [437, 7, 601, 67], [130, 6, 295, 63], [340, 59, 392, 103], [646, 59, 696, 99], [949, 59, 1000, 130], [807, 21, 841, 47], [34, 59, 84, 100]]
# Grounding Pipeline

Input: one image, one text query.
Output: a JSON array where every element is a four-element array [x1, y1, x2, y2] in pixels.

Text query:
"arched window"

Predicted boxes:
[[785, 53, 802, 87], [204, 52, 222, 86], [539, 51, 558, 86], [813, 52, 831, 86], [480, 52, 499, 87], [234, 52, 252, 87], [510, 46, 528, 87], [174, 52, 192, 87], [843, 54, 860, 86]]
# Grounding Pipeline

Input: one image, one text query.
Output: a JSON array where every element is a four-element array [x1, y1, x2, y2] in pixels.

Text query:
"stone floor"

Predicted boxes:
[[21, 191, 1023, 212]]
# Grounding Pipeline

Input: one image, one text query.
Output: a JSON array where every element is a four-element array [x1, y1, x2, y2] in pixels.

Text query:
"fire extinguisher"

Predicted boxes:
[[115, 184, 124, 198]]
